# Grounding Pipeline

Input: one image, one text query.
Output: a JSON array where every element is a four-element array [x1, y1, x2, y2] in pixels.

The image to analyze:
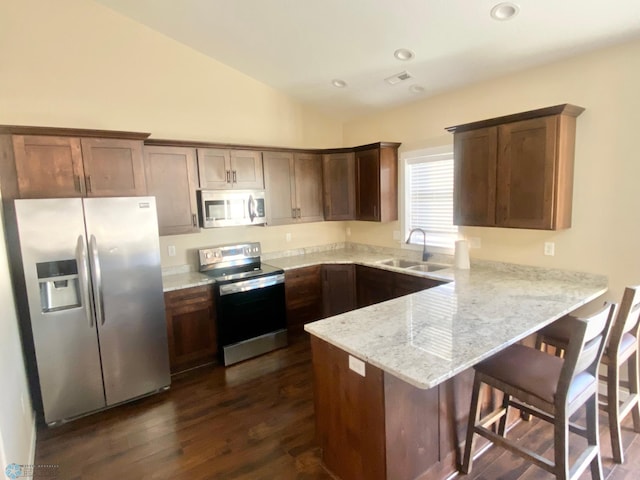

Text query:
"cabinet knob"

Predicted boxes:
[[86, 175, 92, 194], [192, 214, 198, 227], [74, 175, 82, 193], [232, 170, 237, 183], [226, 170, 231, 183], [291, 208, 296, 219]]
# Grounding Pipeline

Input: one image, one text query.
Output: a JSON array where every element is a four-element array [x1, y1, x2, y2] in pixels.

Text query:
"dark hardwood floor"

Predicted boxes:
[[35, 334, 640, 479]]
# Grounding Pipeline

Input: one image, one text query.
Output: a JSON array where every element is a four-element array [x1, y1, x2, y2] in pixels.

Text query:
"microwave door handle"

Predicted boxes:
[[89, 235, 106, 326], [76, 235, 94, 328]]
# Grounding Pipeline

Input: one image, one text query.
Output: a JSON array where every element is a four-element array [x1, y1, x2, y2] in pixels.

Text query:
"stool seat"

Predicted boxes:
[[461, 303, 615, 480], [536, 287, 640, 464]]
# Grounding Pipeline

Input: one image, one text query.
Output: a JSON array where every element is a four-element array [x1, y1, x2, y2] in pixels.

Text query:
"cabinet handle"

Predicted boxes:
[[373, 205, 377, 219], [86, 175, 92, 193], [297, 208, 302, 218], [74, 175, 81, 192], [232, 170, 237, 183], [291, 208, 296, 219], [192, 214, 198, 227], [226, 170, 231, 183]]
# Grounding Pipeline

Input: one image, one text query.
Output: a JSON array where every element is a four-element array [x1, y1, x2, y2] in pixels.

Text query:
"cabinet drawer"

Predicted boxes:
[[164, 285, 213, 308]]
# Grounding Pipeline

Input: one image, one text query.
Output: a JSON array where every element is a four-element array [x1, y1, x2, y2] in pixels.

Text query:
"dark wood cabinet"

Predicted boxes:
[[322, 152, 355, 220], [322, 264, 356, 317], [285, 265, 323, 333], [263, 151, 323, 225], [12, 135, 86, 198], [80, 138, 147, 197], [355, 143, 400, 222], [9, 133, 147, 199], [164, 285, 217, 374], [356, 265, 396, 308], [144, 146, 199, 235], [448, 104, 584, 230], [197, 148, 263, 190], [392, 271, 444, 297]]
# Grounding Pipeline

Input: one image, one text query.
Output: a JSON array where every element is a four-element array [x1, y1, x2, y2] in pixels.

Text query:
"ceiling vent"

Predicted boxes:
[[385, 71, 413, 85]]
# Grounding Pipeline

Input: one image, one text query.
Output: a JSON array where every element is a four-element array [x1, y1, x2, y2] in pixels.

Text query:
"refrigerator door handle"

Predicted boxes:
[[76, 235, 94, 328], [89, 235, 106, 326]]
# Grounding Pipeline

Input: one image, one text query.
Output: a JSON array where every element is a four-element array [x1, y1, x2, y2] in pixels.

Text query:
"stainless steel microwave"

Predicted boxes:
[[197, 190, 266, 228]]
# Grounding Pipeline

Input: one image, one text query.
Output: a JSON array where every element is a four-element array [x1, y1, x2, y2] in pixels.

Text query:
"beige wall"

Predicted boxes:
[[344, 39, 640, 301]]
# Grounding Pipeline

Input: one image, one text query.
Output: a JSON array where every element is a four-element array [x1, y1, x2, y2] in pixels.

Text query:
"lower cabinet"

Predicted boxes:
[[285, 265, 323, 333], [164, 285, 217, 374], [322, 264, 356, 317], [356, 265, 396, 308]]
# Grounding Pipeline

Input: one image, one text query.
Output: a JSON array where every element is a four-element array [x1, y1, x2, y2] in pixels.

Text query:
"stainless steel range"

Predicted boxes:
[[198, 242, 287, 366]]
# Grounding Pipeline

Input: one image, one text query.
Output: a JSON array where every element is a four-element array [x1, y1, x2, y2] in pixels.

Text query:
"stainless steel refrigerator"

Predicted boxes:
[[13, 197, 170, 425]]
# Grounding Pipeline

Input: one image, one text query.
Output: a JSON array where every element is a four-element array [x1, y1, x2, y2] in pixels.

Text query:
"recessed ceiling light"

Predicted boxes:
[[331, 79, 347, 88], [490, 2, 519, 21], [394, 48, 415, 61], [409, 85, 425, 94]]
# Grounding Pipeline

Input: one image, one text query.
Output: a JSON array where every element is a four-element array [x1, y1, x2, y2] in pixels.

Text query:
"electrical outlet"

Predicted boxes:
[[544, 242, 555, 256], [285, 232, 291, 242], [348, 355, 366, 377], [167, 245, 176, 257]]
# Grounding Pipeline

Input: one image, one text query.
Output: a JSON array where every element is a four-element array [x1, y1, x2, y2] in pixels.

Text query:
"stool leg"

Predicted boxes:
[[461, 373, 483, 474], [497, 392, 510, 436], [629, 349, 640, 433], [587, 393, 604, 480], [554, 407, 570, 480], [607, 361, 624, 463]]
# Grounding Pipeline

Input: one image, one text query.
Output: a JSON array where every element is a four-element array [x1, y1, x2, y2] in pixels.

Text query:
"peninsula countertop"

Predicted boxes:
[[303, 261, 607, 390]]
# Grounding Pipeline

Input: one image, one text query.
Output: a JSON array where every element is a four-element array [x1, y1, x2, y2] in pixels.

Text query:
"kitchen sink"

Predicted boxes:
[[406, 263, 448, 273], [379, 259, 422, 268]]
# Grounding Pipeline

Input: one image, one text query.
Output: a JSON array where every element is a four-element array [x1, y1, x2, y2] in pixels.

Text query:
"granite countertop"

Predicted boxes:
[[161, 246, 454, 292], [304, 262, 607, 390]]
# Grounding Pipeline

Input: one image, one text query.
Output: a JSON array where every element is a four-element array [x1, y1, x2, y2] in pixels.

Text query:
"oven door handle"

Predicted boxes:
[[218, 273, 285, 296]]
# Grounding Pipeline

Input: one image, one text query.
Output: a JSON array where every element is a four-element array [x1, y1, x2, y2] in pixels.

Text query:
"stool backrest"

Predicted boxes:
[[557, 303, 616, 407], [609, 286, 640, 356]]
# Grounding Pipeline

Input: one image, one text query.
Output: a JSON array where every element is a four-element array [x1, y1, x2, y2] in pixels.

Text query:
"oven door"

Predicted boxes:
[[216, 274, 287, 365]]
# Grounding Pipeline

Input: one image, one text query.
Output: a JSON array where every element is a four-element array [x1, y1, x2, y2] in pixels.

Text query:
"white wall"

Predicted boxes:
[[0, 188, 36, 472], [344, 39, 640, 302]]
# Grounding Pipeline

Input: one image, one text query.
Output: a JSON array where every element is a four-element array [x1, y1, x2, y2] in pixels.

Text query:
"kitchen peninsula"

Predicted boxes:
[[300, 258, 607, 480]]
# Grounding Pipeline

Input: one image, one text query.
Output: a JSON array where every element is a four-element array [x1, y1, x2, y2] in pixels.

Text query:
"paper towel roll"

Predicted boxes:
[[454, 240, 470, 270]]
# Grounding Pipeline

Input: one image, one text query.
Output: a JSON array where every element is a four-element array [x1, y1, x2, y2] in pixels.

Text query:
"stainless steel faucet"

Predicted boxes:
[[405, 228, 432, 261]]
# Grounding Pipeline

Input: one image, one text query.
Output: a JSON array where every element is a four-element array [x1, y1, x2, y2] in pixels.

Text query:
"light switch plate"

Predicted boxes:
[[168, 245, 176, 257], [544, 242, 555, 256], [285, 233, 291, 242], [348, 355, 366, 377]]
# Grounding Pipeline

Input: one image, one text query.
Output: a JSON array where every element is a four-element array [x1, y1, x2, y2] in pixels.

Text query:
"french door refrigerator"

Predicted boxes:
[[13, 197, 170, 425]]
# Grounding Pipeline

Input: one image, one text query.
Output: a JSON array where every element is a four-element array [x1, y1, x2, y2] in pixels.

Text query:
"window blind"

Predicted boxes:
[[406, 153, 458, 249]]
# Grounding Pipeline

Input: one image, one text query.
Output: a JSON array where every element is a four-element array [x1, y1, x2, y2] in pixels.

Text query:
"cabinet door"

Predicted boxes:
[[497, 116, 557, 229], [356, 148, 381, 221], [197, 148, 231, 189], [356, 265, 396, 308], [164, 286, 217, 374], [393, 272, 444, 297], [285, 265, 323, 333], [263, 151, 296, 225], [322, 152, 355, 220], [80, 138, 147, 196], [230, 150, 264, 189], [322, 264, 356, 317], [12, 135, 85, 198], [144, 146, 199, 235], [453, 127, 497, 226], [294, 153, 324, 222]]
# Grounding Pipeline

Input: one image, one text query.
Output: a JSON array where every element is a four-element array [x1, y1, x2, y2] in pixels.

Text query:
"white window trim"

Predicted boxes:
[[400, 145, 458, 256]]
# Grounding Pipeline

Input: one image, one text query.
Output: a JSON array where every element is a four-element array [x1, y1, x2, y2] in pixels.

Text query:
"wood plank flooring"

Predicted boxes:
[[35, 333, 640, 479]]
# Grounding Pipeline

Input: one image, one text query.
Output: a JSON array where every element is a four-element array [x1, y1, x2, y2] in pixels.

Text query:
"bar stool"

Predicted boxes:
[[461, 303, 615, 480], [536, 286, 640, 463]]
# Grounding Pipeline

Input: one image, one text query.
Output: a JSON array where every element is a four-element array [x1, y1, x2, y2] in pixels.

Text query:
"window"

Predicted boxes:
[[404, 147, 458, 250]]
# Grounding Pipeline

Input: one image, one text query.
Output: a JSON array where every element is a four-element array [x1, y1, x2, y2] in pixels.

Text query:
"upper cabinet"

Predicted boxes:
[[355, 143, 400, 222], [447, 104, 584, 230], [322, 152, 355, 221], [263, 151, 323, 225], [197, 148, 263, 190], [144, 145, 199, 236], [3, 129, 148, 199]]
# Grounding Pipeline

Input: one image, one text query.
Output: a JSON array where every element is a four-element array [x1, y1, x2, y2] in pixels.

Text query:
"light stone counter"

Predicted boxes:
[[304, 262, 607, 389]]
